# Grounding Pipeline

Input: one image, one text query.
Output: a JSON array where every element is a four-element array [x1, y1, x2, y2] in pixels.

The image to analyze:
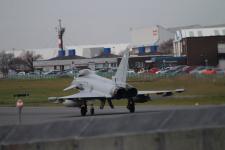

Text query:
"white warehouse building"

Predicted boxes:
[[130, 25, 174, 54], [6, 43, 129, 60]]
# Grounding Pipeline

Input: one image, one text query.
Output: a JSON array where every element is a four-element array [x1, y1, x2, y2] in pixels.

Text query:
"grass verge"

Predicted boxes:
[[0, 75, 225, 106]]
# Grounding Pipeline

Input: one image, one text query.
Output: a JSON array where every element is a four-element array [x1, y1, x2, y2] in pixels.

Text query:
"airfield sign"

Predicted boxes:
[[16, 99, 24, 108], [16, 99, 24, 124]]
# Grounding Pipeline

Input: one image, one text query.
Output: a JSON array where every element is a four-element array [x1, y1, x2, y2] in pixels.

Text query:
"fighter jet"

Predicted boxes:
[[48, 49, 184, 116]]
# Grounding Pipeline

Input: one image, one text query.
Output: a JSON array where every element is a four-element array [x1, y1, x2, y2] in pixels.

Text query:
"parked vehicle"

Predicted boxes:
[[215, 68, 225, 75], [127, 69, 136, 74], [137, 68, 145, 74], [27, 72, 40, 76], [189, 66, 206, 74], [17, 72, 26, 76], [155, 67, 171, 74], [62, 69, 78, 76], [148, 68, 159, 74], [182, 66, 196, 73], [43, 70, 61, 75], [201, 68, 217, 75]]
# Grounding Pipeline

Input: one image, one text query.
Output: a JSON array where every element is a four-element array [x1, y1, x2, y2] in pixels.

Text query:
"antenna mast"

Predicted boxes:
[[57, 19, 65, 50]]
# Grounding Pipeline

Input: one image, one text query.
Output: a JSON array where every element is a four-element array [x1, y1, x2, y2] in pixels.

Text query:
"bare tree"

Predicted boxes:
[[158, 39, 174, 54], [9, 57, 26, 71], [0, 51, 14, 77], [20, 51, 42, 71]]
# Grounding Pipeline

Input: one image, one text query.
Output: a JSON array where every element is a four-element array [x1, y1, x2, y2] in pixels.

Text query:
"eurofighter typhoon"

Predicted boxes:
[[48, 49, 184, 116]]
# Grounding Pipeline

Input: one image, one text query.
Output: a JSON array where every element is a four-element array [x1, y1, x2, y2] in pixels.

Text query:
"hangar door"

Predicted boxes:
[[218, 43, 225, 53], [218, 43, 225, 69]]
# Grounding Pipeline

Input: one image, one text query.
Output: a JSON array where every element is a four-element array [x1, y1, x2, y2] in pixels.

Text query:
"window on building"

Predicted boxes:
[[111, 63, 117, 68], [222, 29, 225, 35], [103, 62, 109, 68], [135, 62, 144, 68], [140, 62, 144, 67], [145, 47, 151, 53], [189, 31, 194, 37], [197, 31, 203, 36], [135, 62, 139, 67], [60, 65, 64, 71], [214, 30, 220, 36], [134, 49, 139, 54], [110, 63, 113, 67], [95, 64, 103, 68]]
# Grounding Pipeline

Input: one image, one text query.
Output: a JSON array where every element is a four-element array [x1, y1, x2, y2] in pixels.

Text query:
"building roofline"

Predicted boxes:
[[48, 55, 86, 60]]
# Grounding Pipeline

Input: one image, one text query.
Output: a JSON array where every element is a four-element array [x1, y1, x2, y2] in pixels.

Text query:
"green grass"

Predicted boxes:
[[0, 75, 225, 106]]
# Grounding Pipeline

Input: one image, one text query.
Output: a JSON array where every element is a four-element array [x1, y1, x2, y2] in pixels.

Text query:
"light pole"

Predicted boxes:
[[163, 59, 166, 69], [205, 59, 208, 67]]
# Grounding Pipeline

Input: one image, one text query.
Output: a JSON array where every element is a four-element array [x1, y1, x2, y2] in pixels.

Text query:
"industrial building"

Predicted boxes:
[[130, 25, 174, 55], [174, 26, 225, 67], [20, 22, 225, 72], [34, 48, 119, 72], [34, 22, 185, 72], [126, 55, 186, 71], [34, 48, 186, 72]]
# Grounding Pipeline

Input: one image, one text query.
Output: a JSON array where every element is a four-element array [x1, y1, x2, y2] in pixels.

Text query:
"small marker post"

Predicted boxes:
[[16, 99, 24, 124]]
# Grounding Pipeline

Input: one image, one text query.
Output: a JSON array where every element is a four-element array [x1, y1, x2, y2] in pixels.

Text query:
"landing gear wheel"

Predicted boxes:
[[90, 107, 95, 115], [127, 99, 135, 113], [107, 99, 114, 109], [80, 105, 87, 116], [90, 104, 95, 115]]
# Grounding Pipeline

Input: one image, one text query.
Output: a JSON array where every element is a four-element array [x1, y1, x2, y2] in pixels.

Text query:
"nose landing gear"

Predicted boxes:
[[80, 101, 95, 116], [80, 104, 87, 116], [90, 104, 95, 115]]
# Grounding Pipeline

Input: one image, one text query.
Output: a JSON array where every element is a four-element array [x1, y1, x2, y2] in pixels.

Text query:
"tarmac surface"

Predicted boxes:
[[1, 105, 225, 145], [0, 105, 218, 126]]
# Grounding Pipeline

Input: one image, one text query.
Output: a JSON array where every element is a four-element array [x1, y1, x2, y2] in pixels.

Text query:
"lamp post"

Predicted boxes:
[[205, 59, 208, 67]]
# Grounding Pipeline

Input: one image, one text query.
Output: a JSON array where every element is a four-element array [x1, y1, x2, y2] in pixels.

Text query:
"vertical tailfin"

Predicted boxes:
[[113, 49, 129, 87]]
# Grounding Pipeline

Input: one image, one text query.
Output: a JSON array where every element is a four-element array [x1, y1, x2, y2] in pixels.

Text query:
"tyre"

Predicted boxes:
[[81, 105, 87, 116], [90, 108, 95, 115], [129, 103, 135, 113], [128, 100, 135, 113]]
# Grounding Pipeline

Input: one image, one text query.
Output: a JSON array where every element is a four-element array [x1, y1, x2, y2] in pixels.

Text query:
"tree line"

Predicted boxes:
[[0, 51, 42, 77]]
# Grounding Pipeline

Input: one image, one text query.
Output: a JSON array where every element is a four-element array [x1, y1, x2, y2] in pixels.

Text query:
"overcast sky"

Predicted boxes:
[[1, 0, 225, 50]]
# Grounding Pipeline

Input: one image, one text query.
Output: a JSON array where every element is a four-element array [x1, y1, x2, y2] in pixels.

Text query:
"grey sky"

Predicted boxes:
[[0, 0, 225, 50]]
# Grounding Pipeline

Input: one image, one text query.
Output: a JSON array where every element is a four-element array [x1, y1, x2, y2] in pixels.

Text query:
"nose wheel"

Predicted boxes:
[[80, 105, 87, 116], [80, 101, 87, 116], [80, 102, 95, 116], [127, 98, 135, 113]]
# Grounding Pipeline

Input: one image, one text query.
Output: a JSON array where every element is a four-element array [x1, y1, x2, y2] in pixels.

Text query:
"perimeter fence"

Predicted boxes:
[[4, 72, 225, 81]]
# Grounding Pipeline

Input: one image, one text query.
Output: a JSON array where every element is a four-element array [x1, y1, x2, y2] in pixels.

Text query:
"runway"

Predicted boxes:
[[1, 104, 225, 148], [0, 105, 223, 126]]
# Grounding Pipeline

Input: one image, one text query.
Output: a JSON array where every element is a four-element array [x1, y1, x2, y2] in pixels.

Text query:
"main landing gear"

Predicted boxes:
[[80, 101, 95, 116], [127, 98, 135, 113], [80, 103, 87, 116], [90, 104, 95, 116], [80, 99, 135, 116]]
